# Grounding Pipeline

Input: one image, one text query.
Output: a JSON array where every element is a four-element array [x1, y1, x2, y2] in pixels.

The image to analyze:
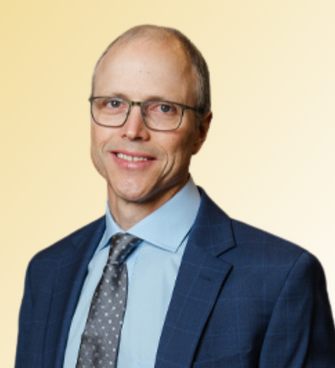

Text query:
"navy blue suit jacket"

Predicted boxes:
[[16, 190, 335, 367]]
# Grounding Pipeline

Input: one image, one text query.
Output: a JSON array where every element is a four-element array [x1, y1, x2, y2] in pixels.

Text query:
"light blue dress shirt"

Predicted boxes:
[[63, 178, 201, 368]]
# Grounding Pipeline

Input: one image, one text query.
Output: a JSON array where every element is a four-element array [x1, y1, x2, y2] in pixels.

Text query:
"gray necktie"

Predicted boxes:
[[76, 233, 141, 368]]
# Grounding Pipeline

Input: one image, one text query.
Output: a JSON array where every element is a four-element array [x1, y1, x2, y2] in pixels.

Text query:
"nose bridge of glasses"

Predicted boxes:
[[128, 101, 146, 119], [123, 101, 147, 129]]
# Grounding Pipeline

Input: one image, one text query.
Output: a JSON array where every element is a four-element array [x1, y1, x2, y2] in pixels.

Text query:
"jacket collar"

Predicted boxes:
[[190, 187, 236, 257]]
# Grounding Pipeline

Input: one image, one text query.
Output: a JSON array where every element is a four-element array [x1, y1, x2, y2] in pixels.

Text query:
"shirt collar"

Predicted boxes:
[[100, 177, 201, 253]]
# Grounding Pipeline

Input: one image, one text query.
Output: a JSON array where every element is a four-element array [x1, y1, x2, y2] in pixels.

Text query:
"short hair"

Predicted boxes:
[[92, 25, 211, 116]]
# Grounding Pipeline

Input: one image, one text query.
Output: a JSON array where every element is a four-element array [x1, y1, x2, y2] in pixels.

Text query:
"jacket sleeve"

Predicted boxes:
[[15, 261, 34, 368], [259, 251, 335, 367]]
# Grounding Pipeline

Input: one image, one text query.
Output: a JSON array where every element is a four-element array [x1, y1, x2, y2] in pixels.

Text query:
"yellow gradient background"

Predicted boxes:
[[1, 1, 334, 365]]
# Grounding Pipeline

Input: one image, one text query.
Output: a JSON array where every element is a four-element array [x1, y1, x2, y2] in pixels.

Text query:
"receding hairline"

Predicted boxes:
[[91, 25, 211, 115], [92, 26, 195, 91], [96, 25, 190, 70]]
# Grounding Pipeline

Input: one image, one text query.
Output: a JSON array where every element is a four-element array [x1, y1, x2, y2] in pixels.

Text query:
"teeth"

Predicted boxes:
[[117, 153, 148, 162]]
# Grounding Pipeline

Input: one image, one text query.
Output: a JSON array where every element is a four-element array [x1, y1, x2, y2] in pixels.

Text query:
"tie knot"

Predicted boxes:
[[109, 233, 141, 264]]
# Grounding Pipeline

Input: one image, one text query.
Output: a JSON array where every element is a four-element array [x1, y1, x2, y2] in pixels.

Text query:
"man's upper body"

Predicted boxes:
[[63, 178, 201, 367], [15, 185, 335, 368], [16, 25, 335, 368]]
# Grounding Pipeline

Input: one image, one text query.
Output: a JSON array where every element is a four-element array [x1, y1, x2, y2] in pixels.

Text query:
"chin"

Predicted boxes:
[[109, 181, 153, 203]]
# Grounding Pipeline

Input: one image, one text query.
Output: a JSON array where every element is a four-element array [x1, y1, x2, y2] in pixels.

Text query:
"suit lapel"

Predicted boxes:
[[47, 217, 105, 368], [155, 191, 236, 368]]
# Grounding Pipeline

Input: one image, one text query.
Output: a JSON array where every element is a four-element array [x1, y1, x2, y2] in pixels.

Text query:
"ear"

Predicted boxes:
[[192, 111, 212, 155]]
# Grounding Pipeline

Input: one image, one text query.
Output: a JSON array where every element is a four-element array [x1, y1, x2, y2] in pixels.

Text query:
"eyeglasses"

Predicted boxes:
[[89, 96, 201, 131]]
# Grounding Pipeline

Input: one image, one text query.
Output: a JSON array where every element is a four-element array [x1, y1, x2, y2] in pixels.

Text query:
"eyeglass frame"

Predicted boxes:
[[89, 96, 204, 132]]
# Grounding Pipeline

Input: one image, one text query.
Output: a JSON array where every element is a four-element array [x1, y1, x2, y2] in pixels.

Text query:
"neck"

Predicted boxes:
[[108, 200, 152, 230], [107, 181, 188, 230]]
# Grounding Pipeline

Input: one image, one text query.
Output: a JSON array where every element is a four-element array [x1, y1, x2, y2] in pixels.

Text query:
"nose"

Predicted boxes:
[[121, 104, 150, 141]]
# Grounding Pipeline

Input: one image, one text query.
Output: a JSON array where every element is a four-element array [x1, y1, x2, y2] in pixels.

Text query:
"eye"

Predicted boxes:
[[149, 102, 177, 115], [106, 99, 123, 108], [159, 104, 173, 113]]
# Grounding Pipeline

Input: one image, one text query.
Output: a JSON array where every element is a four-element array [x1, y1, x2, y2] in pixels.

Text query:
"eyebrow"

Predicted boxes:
[[95, 92, 180, 102]]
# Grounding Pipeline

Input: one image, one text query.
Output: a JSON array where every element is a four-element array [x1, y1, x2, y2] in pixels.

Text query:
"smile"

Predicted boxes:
[[116, 153, 149, 162]]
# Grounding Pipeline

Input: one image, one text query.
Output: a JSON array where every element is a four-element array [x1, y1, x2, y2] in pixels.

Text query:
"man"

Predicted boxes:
[[16, 25, 335, 368]]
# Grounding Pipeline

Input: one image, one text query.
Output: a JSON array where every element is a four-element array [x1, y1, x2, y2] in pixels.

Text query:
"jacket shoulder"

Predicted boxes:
[[197, 188, 314, 263], [231, 218, 302, 250], [229, 218, 320, 269], [30, 216, 105, 263]]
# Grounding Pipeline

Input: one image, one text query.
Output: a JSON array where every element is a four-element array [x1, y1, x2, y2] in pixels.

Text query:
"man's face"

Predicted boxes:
[[91, 38, 210, 212]]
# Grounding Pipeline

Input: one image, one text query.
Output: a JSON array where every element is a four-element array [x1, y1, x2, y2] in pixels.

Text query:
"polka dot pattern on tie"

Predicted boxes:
[[76, 233, 141, 368]]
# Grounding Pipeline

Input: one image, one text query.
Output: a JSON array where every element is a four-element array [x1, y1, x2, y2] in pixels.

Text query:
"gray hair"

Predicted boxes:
[[92, 25, 211, 116]]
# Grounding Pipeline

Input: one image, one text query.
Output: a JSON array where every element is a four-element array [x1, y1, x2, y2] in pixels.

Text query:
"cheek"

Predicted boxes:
[[90, 125, 111, 177], [90, 140, 105, 178], [91, 131, 102, 163], [162, 133, 195, 169], [91, 123, 113, 154]]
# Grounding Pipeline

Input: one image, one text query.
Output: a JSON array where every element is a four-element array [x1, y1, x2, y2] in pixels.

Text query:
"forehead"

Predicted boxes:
[[94, 37, 197, 104]]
